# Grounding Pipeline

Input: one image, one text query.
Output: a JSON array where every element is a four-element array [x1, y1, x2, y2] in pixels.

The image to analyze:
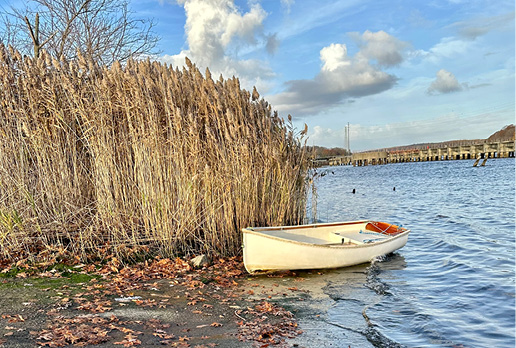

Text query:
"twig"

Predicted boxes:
[[234, 310, 246, 321]]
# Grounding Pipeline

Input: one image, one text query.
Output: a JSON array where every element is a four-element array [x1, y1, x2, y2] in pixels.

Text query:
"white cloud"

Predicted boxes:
[[280, 0, 295, 14], [427, 69, 463, 95], [269, 1, 365, 51], [320, 43, 351, 72], [416, 12, 514, 67], [417, 37, 473, 65], [160, 0, 274, 91], [429, 37, 470, 59], [268, 30, 408, 117], [450, 12, 515, 40], [351, 30, 409, 66]]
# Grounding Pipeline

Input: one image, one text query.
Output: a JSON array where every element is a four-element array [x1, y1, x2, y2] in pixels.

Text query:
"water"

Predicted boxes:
[[305, 158, 515, 348]]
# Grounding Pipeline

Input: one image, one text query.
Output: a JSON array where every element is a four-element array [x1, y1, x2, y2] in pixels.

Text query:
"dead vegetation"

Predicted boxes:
[[0, 45, 310, 262], [0, 256, 305, 347]]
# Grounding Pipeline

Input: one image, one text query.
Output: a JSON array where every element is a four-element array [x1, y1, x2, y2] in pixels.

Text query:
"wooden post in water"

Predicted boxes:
[[481, 157, 488, 166], [473, 157, 481, 167]]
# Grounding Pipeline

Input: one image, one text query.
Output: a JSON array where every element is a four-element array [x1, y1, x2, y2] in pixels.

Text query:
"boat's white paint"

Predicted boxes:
[[242, 220, 410, 273]]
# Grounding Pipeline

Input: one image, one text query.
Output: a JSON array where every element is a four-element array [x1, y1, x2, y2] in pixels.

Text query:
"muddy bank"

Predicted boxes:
[[240, 266, 379, 348], [0, 258, 378, 347], [0, 258, 303, 347], [0, 277, 250, 347]]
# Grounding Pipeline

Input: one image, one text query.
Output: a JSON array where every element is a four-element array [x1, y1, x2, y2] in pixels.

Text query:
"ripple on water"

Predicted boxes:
[[313, 159, 515, 348]]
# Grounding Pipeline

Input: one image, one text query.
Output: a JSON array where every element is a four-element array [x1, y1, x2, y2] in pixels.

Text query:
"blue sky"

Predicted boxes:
[[14, 0, 516, 151]]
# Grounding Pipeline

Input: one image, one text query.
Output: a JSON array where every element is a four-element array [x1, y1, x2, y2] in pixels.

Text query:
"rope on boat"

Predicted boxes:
[[376, 223, 393, 234]]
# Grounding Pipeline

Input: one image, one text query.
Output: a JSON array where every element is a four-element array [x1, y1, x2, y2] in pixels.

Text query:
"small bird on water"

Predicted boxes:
[[352, 188, 356, 194], [393, 187, 396, 191]]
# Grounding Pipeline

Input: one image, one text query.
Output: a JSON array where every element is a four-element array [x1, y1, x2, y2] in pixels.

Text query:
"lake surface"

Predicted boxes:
[[298, 158, 515, 347]]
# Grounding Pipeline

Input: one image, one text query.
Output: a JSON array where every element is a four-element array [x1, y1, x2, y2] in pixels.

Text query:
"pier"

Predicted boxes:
[[326, 140, 515, 166]]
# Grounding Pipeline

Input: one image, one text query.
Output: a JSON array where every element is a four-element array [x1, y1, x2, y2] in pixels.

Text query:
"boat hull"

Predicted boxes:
[[242, 221, 409, 273]]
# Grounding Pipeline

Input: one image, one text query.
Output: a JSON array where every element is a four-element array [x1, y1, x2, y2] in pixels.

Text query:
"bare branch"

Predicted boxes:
[[24, 14, 40, 57], [23, 16, 36, 44], [1, 0, 159, 64]]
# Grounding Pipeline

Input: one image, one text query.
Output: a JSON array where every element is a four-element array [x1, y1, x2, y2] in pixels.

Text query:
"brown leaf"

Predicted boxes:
[[3, 315, 25, 323], [114, 333, 141, 347]]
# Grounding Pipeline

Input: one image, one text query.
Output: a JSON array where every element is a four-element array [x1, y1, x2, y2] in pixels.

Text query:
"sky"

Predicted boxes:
[[5, 0, 515, 151]]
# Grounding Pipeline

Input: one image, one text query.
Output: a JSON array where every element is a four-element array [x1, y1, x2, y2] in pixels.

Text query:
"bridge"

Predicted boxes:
[[325, 140, 515, 166]]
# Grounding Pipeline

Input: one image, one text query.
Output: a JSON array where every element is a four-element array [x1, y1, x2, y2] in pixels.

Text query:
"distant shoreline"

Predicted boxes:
[[310, 124, 515, 157]]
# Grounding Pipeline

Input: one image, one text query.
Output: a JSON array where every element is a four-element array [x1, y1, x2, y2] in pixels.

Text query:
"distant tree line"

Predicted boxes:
[[308, 146, 351, 158]]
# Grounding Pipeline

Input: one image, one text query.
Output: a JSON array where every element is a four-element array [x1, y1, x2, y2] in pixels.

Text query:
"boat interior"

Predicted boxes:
[[247, 221, 405, 246]]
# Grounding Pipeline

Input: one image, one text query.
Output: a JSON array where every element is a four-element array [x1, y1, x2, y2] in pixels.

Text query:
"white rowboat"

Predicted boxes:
[[242, 220, 410, 273]]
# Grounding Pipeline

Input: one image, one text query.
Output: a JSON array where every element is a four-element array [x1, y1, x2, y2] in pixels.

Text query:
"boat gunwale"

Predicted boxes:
[[242, 222, 410, 249], [245, 220, 370, 232]]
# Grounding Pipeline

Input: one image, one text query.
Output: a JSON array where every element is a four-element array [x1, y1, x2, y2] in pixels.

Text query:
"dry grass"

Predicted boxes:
[[0, 45, 310, 262]]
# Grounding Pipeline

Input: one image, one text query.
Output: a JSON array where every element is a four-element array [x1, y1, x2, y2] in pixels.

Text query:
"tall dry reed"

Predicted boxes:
[[0, 45, 310, 262]]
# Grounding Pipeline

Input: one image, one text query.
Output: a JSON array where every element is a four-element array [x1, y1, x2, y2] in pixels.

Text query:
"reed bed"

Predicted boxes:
[[0, 45, 310, 262]]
